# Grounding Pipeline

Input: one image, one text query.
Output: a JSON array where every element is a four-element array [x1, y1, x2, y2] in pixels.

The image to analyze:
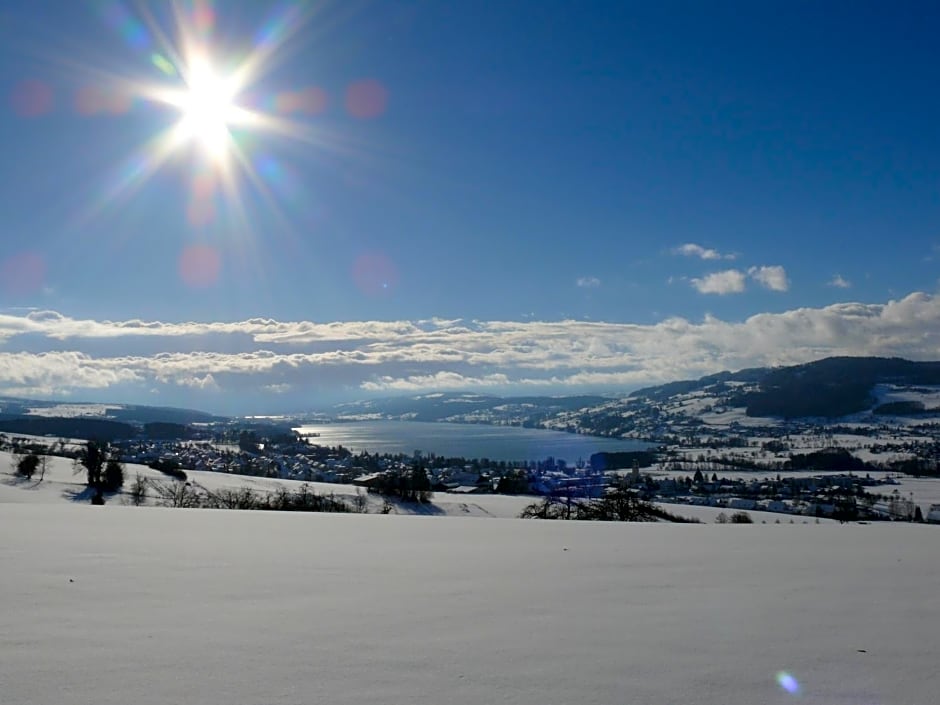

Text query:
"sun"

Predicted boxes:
[[79, 1, 334, 232], [174, 57, 240, 160]]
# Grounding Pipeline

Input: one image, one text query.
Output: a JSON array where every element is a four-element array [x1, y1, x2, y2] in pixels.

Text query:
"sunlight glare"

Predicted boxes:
[[79, 1, 337, 234], [176, 57, 239, 160], [776, 671, 800, 695]]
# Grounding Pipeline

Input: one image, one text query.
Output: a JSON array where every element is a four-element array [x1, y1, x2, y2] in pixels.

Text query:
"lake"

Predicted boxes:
[[293, 421, 649, 463]]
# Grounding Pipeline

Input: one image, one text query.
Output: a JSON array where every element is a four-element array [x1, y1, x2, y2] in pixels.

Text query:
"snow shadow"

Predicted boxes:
[[60, 485, 117, 503], [390, 498, 445, 516], [1, 474, 44, 491]]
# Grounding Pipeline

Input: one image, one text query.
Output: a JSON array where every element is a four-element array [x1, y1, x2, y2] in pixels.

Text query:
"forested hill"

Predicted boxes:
[[0, 397, 227, 442], [330, 393, 611, 425], [629, 357, 940, 419]]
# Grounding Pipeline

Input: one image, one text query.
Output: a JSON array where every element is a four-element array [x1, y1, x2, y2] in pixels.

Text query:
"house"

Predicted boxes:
[[448, 485, 483, 495], [926, 504, 940, 524], [351, 473, 383, 488]]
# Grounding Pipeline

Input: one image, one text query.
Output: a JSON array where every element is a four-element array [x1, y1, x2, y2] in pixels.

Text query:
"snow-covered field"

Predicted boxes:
[[869, 476, 940, 508], [657, 502, 837, 524], [873, 382, 940, 408], [2, 504, 938, 705]]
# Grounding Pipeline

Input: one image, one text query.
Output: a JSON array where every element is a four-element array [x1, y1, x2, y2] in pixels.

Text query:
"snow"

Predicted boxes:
[[658, 503, 837, 524], [0, 452, 534, 519], [873, 383, 940, 407], [867, 476, 940, 508], [25, 403, 113, 417], [2, 505, 938, 705]]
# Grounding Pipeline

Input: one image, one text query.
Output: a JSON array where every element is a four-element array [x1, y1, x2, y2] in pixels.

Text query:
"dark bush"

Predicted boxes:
[[16, 453, 40, 479], [102, 459, 125, 492], [148, 460, 188, 481]]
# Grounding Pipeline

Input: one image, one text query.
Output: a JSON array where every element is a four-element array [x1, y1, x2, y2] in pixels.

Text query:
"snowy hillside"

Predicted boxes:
[[2, 504, 938, 705]]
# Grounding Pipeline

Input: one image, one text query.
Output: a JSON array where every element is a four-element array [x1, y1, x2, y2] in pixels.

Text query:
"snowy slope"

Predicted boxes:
[[657, 503, 836, 524], [0, 452, 534, 518], [1, 505, 938, 705]]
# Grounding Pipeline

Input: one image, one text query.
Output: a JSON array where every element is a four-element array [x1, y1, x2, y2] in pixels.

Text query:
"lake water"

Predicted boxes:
[[293, 421, 649, 463]]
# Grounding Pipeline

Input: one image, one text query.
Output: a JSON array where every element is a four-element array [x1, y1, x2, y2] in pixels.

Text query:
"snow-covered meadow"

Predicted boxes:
[[2, 503, 938, 705], [2, 445, 939, 704]]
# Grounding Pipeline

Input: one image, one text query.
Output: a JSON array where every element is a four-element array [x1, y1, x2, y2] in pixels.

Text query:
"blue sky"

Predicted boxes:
[[0, 1, 939, 413]]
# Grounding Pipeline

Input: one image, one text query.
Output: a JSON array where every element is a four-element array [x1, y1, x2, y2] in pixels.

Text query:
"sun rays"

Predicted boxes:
[[76, 0, 331, 237], [9, 1, 393, 296]]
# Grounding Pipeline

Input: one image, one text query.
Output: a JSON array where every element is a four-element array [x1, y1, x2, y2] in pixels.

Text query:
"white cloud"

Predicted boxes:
[[361, 372, 512, 392], [576, 276, 601, 288], [0, 312, 427, 345], [1, 293, 940, 408], [176, 374, 219, 391], [748, 265, 790, 292], [690, 270, 747, 295], [828, 274, 851, 289], [263, 383, 292, 394], [672, 243, 735, 261]]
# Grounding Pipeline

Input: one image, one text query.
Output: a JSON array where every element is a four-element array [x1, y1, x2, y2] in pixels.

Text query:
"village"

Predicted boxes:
[[74, 425, 932, 523]]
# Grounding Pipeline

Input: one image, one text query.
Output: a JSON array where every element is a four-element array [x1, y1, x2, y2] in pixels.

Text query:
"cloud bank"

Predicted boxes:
[[2, 292, 940, 412]]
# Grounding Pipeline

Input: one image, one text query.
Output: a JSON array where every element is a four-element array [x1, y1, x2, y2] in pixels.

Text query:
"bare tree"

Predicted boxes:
[[128, 474, 148, 506], [354, 489, 368, 513], [150, 480, 201, 508]]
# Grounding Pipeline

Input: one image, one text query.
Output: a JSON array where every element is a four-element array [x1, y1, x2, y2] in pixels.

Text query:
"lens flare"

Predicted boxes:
[[179, 245, 221, 288], [11, 80, 54, 117], [192, 0, 216, 36], [151, 53, 177, 77], [776, 671, 800, 695], [74, 85, 133, 116], [353, 251, 399, 297], [256, 154, 302, 204], [100, 0, 150, 51], [345, 79, 388, 119], [273, 86, 328, 115], [254, 3, 303, 53], [1, 252, 47, 296]]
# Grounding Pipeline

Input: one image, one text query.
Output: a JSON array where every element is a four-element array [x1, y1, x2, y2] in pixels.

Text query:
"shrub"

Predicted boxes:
[[148, 459, 187, 481], [102, 459, 125, 492], [16, 453, 40, 479]]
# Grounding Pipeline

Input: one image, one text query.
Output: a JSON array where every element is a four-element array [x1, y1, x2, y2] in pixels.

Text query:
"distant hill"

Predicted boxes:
[[630, 356, 940, 419], [0, 416, 136, 442], [328, 393, 612, 426], [0, 396, 227, 441], [628, 367, 766, 403], [0, 396, 225, 426], [312, 358, 940, 441]]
